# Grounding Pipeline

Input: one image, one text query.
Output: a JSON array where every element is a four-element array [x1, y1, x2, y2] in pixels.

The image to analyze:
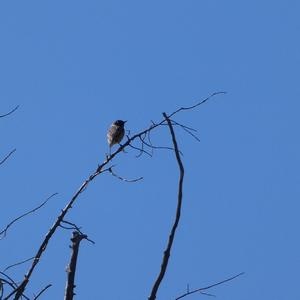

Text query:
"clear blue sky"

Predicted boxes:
[[1, 1, 299, 299]]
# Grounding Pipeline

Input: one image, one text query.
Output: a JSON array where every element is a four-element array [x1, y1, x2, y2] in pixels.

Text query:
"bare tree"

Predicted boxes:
[[0, 93, 243, 299]]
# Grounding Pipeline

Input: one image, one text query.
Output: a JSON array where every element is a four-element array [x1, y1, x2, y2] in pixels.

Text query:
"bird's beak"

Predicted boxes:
[[124, 120, 127, 123]]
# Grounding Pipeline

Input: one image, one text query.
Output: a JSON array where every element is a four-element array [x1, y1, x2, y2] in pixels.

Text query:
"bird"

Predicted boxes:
[[107, 120, 127, 154]]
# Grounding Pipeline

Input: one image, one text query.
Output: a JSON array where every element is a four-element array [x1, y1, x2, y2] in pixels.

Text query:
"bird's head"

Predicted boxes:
[[113, 120, 127, 127]]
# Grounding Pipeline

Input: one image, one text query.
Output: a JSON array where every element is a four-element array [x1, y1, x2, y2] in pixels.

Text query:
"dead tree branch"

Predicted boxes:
[[0, 193, 58, 240], [6, 92, 224, 300], [0, 279, 16, 300], [64, 231, 88, 300], [0, 149, 16, 167], [0, 272, 17, 290], [108, 167, 143, 183], [60, 221, 95, 244], [3, 257, 35, 273], [168, 92, 226, 119], [0, 271, 29, 300], [0, 272, 18, 300], [0, 106, 19, 118], [175, 272, 244, 299], [33, 284, 52, 300], [148, 113, 185, 300], [171, 121, 200, 142]]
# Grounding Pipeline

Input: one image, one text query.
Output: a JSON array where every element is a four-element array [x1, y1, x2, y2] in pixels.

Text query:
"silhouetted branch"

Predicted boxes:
[[33, 284, 52, 300], [0, 271, 29, 300], [168, 92, 226, 119], [0, 106, 19, 118], [0, 278, 16, 300], [60, 221, 95, 244], [127, 140, 152, 158], [175, 272, 244, 299], [141, 139, 183, 155], [9, 92, 225, 299], [0, 149, 16, 167], [171, 121, 200, 142], [0, 193, 58, 240], [108, 167, 143, 183], [148, 113, 185, 300], [64, 231, 88, 300], [3, 257, 35, 273], [0, 272, 18, 290], [60, 220, 82, 231]]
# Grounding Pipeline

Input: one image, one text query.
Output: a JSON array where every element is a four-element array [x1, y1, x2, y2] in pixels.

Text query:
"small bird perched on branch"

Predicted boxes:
[[107, 120, 127, 154]]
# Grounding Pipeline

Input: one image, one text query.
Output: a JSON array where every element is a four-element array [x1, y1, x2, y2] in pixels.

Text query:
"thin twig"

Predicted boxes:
[[0, 193, 58, 240], [60, 221, 95, 244], [140, 139, 183, 155], [148, 113, 185, 300], [171, 121, 201, 142], [0, 273, 30, 300], [33, 284, 52, 300], [61, 220, 82, 231], [180, 126, 201, 142], [0, 149, 16, 167], [3, 257, 35, 273], [147, 131, 155, 156], [168, 92, 226, 119], [175, 272, 244, 299], [127, 142, 152, 158], [0, 272, 18, 289], [171, 121, 198, 132], [0, 106, 19, 118], [108, 167, 143, 183], [0, 279, 16, 299]]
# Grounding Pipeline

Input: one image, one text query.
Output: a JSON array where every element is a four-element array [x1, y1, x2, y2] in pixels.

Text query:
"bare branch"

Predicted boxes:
[[147, 131, 155, 156], [171, 121, 198, 132], [0, 278, 16, 300], [33, 284, 52, 300], [175, 272, 244, 299], [148, 113, 185, 300], [0, 193, 58, 240], [3, 257, 35, 273], [0, 149, 16, 167], [0, 271, 30, 300], [179, 127, 200, 142], [64, 231, 88, 300], [140, 139, 183, 155], [9, 93, 225, 299], [127, 140, 153, 158], [0, 106, 19, 118], [108, 167, 143, 183], [61, 220, 82, 231], [0, 272, 18, 289], [168, 92, 226, 119], [171, 121, 200, 142], [60, 220, 95, 244]]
